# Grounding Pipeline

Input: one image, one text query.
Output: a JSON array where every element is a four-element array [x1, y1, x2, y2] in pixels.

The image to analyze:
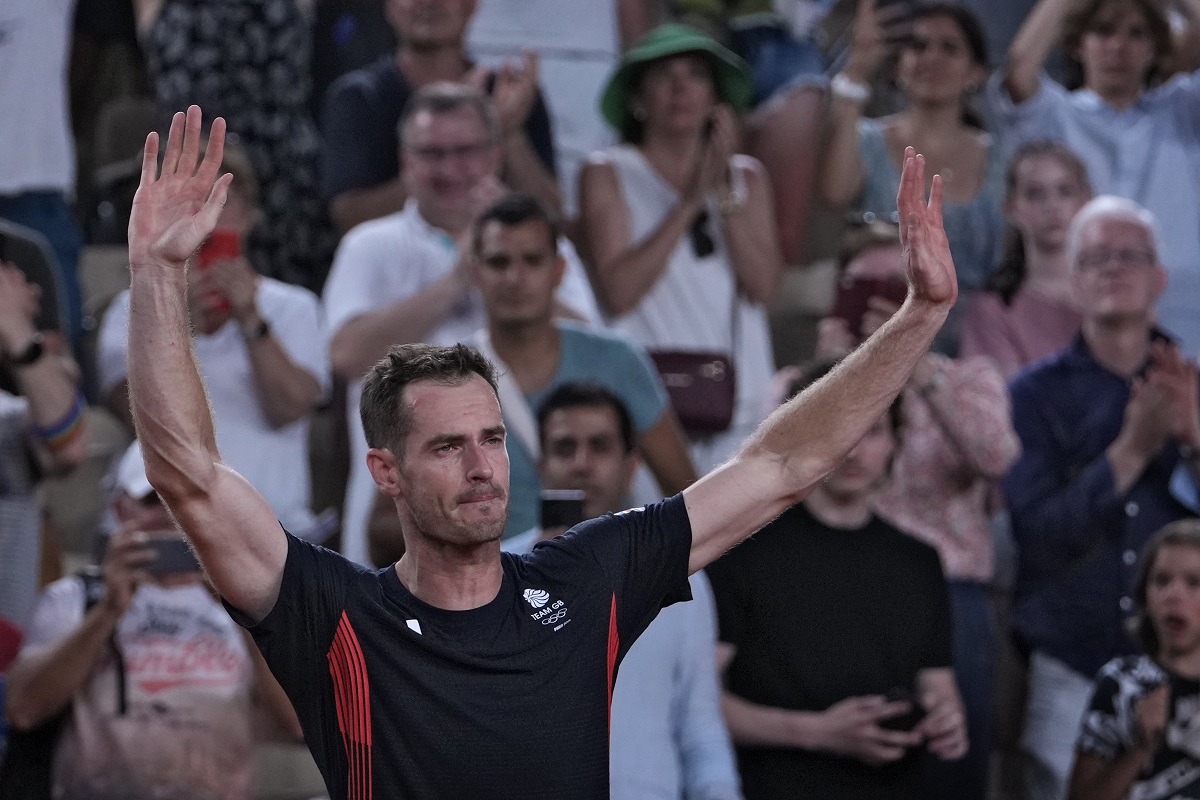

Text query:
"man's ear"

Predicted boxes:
[[366, 447, 403, 497]]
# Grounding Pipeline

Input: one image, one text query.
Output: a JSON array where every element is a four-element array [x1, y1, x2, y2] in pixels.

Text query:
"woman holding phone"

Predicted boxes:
[[577, 24, 783, 473], [816, 220, 1020, 800], [820, 0, 1005, 355]]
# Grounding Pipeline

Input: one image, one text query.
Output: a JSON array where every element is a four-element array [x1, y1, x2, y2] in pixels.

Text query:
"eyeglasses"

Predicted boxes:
[[690, 210, 715, 259], [408, 141, 493, 164], [1076, 247, 1156, 271]]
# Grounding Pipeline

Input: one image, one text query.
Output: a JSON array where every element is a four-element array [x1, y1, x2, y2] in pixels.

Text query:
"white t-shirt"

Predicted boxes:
[[466, 0, 619, 216], [98, 278, 330, 534], [22, 577, 256, 800], [597, 145, 775, 473], [0, 0, 76, 194], [322, 200, 601, 565]]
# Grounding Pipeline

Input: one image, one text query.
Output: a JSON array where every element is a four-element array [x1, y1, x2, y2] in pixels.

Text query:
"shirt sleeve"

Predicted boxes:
[[523, 87, 557, 176], [319, 69, 403, 201], [674, 571, 743, 800], [704, 549, 746, 648], [1076, 657, 1162, 760], [19, 577, 86, 653], [96, 290, 132, 398], [322, 224, 390, 336], [231, 535, 358, 701], [1002, 372, 1126, 583], [554, 494, 693, 654], [919, 544, 954, 670], [986, 71, 1069, 145], [611, 337, 670, 435]]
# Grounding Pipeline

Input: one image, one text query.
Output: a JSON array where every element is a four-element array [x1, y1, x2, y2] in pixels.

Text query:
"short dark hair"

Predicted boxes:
[[786, 359, 904, 438], [536, 382, 636, 454], [471, 192, 560, 257], [1063, 0, 1172, 83], [360, 343, 499, 455], [1131, 519, 1200, 655], [398, 81, 502, 145]]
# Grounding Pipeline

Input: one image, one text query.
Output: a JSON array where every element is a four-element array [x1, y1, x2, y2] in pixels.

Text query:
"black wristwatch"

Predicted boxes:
[[7, 333, 45, 366]]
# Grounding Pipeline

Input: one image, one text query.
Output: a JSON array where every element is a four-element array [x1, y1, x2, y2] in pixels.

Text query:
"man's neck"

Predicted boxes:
[[1089, 81, 1144, 113], [396, 44, 470, 87], [802, 487, 873, 530], [394, 539, 504, 611], [489, 319, 561, 394], [1083, 317, 1154, 378]]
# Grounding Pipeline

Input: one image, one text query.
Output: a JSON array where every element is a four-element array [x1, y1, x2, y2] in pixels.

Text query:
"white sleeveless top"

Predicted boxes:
[[596, 145, 774, 472]]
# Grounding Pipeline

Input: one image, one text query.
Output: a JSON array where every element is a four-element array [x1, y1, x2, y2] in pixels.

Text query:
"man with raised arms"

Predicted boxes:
[[124, 105, 958, 800]]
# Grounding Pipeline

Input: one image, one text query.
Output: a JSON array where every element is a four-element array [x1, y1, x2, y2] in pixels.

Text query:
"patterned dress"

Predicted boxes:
[[143, 0, 336, 291]]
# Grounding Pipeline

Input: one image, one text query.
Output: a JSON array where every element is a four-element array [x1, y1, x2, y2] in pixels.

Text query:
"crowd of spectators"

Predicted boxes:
[[3, 0, 1200, 798]]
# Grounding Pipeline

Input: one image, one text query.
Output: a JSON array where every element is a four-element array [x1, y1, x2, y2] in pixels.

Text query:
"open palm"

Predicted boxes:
[[897, 147, 958, 308], [128, 106, 232, 269]]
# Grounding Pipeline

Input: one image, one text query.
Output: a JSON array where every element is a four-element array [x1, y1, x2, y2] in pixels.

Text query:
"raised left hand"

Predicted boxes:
[[487, 50, 539, 135], [897, 148, 958, 309], [128, 106, 233, 271]]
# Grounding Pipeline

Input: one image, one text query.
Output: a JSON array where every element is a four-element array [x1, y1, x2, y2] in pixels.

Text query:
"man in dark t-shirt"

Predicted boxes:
[[708, 361, 964, 800], [125, 110, 960, 799], [319, 0, 558, 234]]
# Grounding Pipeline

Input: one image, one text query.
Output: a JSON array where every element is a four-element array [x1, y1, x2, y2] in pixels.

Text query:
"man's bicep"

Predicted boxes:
[[170, 463, 288, 623]]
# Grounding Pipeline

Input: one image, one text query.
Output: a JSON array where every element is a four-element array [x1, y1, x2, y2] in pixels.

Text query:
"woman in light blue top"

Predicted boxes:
[[821, 1, 1005, 355]]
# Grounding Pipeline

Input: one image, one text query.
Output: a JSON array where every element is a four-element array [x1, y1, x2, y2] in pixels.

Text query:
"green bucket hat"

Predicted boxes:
[[600, 23, 754, 133]]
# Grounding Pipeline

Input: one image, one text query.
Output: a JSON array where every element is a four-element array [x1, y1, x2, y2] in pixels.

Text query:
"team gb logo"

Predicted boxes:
[[523, 588, 550, 608]]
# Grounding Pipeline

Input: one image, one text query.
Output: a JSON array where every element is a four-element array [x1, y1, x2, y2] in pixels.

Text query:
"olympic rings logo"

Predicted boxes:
[[541, 609, 568, 625]]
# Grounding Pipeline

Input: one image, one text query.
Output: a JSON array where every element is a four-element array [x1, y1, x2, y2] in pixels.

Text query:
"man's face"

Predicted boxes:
[[821, 415, 896, 502], [539, 405, 638, 520], [395, 375, 510, 546], [472, 219, 563, 329], [1073, 216, 1166, 324], [386, 0, 477, 49], [402, 108, 501, 227]]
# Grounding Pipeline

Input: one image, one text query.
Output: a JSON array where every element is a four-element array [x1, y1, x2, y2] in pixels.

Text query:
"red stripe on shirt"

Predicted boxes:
[[606, 593, 619, 733], [328, 612, 373, 800]]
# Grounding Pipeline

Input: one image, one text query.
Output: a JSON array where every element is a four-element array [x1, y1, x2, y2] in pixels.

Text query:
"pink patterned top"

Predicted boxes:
[[874, 354, 1021, 582]]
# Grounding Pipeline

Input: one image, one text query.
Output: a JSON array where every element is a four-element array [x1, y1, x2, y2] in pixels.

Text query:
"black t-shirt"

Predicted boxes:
[[239, 495, 692, 800], [706, 503, 953, 800], [318, 55, 558, 201]]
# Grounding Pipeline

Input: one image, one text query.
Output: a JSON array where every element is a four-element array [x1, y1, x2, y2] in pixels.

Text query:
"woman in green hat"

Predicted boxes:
[[577, 23, 783, 474]]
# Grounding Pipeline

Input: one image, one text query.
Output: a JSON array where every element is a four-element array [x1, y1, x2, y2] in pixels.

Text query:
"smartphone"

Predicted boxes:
[[540, 489, 586, 530], [143, 536, 202, 576], [193, 229, 240, 314], [829, 276, 908, 339], [880, 686, 928, 732]]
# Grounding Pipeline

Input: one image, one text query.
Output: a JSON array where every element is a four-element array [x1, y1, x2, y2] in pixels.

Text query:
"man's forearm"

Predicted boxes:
[[128, 267, 220, 498], [721, 691, 819, 750], [330, 270, 470, 381], [6, 605, 121, 729], [754, 299, 947, 489], [241, 322, 322, 428], [502, 133, 562, 218]]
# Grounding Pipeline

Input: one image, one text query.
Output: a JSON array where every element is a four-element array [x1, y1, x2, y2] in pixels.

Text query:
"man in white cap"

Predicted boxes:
[[5, 442, 299, 800]]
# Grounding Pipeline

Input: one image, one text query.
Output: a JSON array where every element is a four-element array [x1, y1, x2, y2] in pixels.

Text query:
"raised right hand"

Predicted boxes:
[[816, 694, 923, 766], [128, 105, 233, 270], [844, 0, 907, 84]]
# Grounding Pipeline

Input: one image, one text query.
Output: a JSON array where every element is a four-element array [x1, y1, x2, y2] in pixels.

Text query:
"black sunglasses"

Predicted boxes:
[[690, 210, 715, 259]]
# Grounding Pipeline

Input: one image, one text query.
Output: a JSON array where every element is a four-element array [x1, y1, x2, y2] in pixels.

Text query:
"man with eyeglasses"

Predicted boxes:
[[1003, 195, 1200, 800], [322, 82, 599, 565]]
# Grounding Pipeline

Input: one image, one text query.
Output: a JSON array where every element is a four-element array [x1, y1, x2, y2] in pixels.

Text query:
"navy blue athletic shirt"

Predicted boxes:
[[233, 495, 692, 799]]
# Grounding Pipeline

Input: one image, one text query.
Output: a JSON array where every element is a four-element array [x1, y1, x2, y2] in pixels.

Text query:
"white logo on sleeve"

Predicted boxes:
[[523, 588, 550, 608]]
